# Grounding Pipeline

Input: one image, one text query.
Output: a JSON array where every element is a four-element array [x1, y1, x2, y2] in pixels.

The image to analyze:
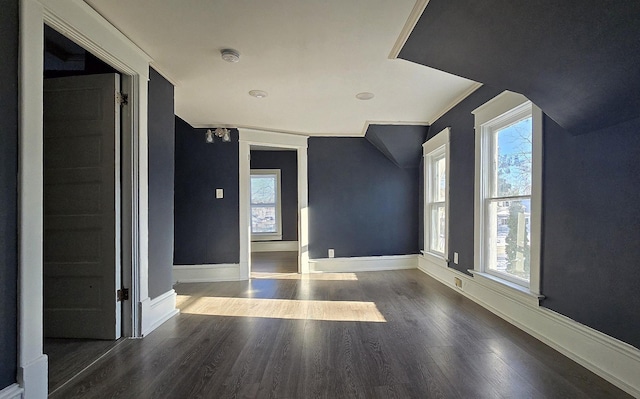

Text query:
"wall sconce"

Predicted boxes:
[[205, 128, 231, 143]]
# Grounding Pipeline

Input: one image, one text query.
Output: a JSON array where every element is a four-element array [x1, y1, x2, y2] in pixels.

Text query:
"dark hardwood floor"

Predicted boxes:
[[45, 337, 124, 393], [50, 258, 631, 398]]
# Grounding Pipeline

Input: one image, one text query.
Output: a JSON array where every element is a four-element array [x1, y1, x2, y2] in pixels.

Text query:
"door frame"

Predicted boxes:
[[239, 129, 309, 278], [19, 0, 151, 396]]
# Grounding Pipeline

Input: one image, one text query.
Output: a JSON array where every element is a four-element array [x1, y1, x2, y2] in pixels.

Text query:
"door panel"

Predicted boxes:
[[44, 73, 121, 340]]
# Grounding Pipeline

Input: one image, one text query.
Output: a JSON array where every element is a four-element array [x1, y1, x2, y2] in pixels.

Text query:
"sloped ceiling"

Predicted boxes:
[[365, 124, 428, 168], [399, 0, 640, 134]]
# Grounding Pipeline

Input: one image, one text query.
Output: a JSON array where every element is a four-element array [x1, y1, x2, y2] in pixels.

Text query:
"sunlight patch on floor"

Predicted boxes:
[[250, 272, 359, 281], [177, 295, 386, 322]]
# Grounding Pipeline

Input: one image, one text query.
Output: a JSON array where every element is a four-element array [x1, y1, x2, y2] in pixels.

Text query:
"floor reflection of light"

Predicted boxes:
[[250, 272, 359, 281], [177, 295, 386, 322]]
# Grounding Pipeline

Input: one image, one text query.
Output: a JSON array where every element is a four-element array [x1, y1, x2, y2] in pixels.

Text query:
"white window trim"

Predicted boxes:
[[423, 127, 450, 267], [250, 169, 283, 241], [472, 91, 542, 295]]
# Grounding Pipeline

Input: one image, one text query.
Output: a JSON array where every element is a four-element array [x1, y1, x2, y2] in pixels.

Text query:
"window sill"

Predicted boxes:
[[420, 251, 448, 268], [468, 270, 544, 307], [251, 234, 282, 242]]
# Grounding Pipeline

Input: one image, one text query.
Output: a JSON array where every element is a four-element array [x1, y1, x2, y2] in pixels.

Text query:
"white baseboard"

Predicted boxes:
[[173, 264, 241, 283], [17, 354, 47, 399], [309, 254, 418, 273], [418, 256, 640, 398], [140, 290, 179, 336], [251, 241, 298, 252], [0, 384, 23, 399]]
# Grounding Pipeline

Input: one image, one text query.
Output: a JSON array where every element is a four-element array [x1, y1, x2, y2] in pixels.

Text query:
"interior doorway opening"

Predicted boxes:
[[42, 24, 128, 394], [249, 147, 299, 277]]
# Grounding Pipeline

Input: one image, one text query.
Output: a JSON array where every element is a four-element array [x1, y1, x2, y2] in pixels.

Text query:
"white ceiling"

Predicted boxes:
[[84, 0, 477, 136]]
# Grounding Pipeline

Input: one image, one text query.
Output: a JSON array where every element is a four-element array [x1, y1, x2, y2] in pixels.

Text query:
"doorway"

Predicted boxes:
[[42, 24, 126, 394], [249, 148, 299, 277]]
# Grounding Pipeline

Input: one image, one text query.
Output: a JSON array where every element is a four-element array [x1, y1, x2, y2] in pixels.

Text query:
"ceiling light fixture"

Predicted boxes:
[[249, 90, 268, 98], [221, 49, 240, 63], [356, 92, 375, 100], [205, 128, 232, 143]]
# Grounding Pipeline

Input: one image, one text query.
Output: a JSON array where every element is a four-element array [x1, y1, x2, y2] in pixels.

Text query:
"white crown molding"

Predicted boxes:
[[360, 120, 430, 137], [429, 82, 484, 125], [140, 290, 179, 336], [310, 254, 418, 273], [388, 0, 431, 59], [149, 62, 182, 87], [173, 264, 242, 283], [417, 255, 640, 398]]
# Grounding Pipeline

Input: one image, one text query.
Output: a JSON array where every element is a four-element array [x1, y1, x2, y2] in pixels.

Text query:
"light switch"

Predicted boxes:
[[454, 252, 459, 264], [216, 188, 223, 199]]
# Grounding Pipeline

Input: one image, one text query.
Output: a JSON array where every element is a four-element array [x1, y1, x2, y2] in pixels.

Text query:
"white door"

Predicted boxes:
[[44, 73, 122, 340]]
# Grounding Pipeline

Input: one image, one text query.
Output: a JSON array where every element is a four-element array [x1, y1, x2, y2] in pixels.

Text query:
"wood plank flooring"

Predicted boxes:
[[50, 255, 631, 398]]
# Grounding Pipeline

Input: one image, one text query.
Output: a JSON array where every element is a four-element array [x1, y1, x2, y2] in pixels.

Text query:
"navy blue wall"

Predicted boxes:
[[308, 137, 419, 259], [250, 151, 298, 241], [541, 116, 640, 348], [425, 86, 503, 268], [147, 68, 175, 298], [0, 0, 19, 388], [174, 118, 240, 264], [425, 87, 640, 349]]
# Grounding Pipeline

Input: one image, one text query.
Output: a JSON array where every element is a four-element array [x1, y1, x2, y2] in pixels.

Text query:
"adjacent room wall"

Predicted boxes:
[[424, 85, 640, 350], [174, 117, 240, 264], [308, 137, 419, 259], [250, 150, 298, 242], [0, 0, 18, 388], [147, 68, 175, 298]]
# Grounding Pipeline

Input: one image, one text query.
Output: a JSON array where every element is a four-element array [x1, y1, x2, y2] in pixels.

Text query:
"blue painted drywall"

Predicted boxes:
[[0, 0, 18, 388], [174, 118, 240, 264], [147, 68, 175, 298], [425, 85, 640, 350], [399, 0, 640, 135], [365, 124, 428, 169], [250, 150, 298, 241], [541, 115, 640, 349], [425, 85, 504, 269], [308, 137, 419, 259]]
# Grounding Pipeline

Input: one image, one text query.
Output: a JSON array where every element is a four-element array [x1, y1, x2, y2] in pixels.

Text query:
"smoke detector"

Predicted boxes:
[[221, 49, 240, 63]]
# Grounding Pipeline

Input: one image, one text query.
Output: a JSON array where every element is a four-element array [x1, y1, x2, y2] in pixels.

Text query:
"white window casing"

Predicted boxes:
[[472, 91, 542, 296], [250, 169, 282, 241], [423, 127, 450, 267]]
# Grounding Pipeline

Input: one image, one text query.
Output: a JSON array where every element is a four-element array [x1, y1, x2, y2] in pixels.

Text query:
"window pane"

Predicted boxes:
[[430, 204, 446, 254], [251, 206, 277, 233], [495, 117, 532, 197], [251, 175, 276, 204], [432, 156, 446, 202], [486, 198, 531, 282]]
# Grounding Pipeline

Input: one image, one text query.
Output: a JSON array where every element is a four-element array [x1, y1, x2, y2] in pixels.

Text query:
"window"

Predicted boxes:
[[423, 128, 450, 262], [473, 91, 542, 292], [250, 169, 282, 241]]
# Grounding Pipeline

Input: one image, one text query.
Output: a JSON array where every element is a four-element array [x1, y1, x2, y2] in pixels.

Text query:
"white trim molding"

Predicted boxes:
[[173, 264, 242, 283], [0, 384, 24, 399], [309, 254, 418, 273], [388, 0, 431, 59], [239, 129, 309, 278], [418, 255, 640, 398], [140, 290, 179, 336], [251, 241, 299, 252]]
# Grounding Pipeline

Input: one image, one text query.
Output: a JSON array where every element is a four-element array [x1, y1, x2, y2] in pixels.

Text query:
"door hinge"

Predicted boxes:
[[117, 288, 129, 302], [116, 92, 129, 106]]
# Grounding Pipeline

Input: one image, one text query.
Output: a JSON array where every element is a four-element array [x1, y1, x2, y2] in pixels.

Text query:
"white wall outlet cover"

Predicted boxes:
[[454, 252, 459, 264], [328, 249, 335, 258], [216, 188, 224, 199]]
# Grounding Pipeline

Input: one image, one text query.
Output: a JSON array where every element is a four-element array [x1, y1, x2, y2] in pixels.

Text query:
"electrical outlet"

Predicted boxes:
[[453, 252, 459, 264], [454, 277, 462, 289], [328, 249, 335, 258]]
